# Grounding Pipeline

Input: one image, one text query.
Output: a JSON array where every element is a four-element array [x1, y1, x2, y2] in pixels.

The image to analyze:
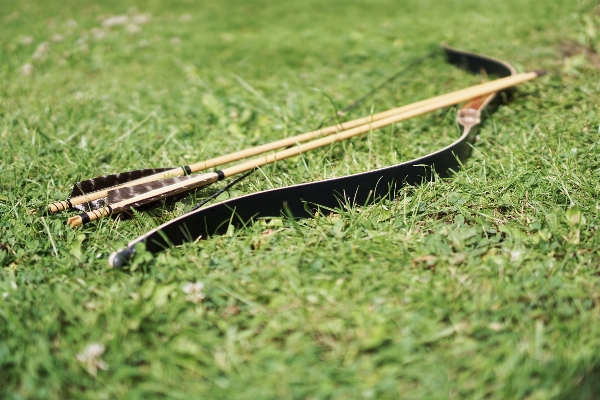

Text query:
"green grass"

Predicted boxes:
[[1, 0, 600, 398]]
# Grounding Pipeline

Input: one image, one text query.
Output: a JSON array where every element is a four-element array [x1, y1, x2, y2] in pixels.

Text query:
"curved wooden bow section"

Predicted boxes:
[[109, 44, 517, 268]]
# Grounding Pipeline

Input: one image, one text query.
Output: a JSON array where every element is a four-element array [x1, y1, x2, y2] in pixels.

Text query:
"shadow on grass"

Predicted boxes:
[[562, 362, 600, 400]]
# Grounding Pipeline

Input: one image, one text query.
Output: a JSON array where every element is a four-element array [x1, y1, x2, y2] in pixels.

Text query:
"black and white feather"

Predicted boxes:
[[107, 175, 203, 208], [70, 168, 175, 197]]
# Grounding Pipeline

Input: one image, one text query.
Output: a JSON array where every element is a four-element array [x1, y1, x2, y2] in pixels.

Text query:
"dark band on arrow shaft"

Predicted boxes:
[[79, 205, 113, 224], [108, 44, 521, 268]]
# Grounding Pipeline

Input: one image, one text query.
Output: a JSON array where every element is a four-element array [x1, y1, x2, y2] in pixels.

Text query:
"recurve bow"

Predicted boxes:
[[109, 44, 519, 267]]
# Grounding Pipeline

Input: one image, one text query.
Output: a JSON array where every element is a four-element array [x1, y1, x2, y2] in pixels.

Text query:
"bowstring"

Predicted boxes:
[[190, 170, 254, 212], [190, 48, 438, 213], [318, 49, 438, 129]]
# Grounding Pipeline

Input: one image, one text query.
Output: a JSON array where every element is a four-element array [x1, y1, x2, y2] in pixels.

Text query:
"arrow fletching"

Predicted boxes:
[[70, 167, 177, 197], [67, 172, 221, 227], [106, 175, 206, 207], [47, 167, 186, 213]]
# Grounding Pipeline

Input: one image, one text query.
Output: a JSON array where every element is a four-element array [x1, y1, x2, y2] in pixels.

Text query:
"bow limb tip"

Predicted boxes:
[[534, 70, 547, 77], [108, 248, 134, 268]]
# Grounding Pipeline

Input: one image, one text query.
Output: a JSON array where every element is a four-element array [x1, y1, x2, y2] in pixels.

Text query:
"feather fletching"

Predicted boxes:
[[107, 175, 203, 206], [70, 168, 175, 197]]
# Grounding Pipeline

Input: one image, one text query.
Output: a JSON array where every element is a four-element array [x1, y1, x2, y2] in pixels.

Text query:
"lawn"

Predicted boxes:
[[1, 0, 599, 398]]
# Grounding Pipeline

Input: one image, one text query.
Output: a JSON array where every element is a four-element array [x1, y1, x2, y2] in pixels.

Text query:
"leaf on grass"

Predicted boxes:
[[70, 234, 86, 260], [421, 326, 456, 344], [227, 123, 244, 139], [412, 255, 438, 269], [566, 206, 583, 227], [566, 206, 583, 244], [153, 284, 177, 308], [140, 279, 156, 300], [202, 93, 225, 120], [360, 325, 388, 350]]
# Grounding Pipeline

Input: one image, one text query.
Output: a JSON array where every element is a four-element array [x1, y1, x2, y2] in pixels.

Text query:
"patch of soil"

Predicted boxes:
[[560, 40, 600, 69]]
